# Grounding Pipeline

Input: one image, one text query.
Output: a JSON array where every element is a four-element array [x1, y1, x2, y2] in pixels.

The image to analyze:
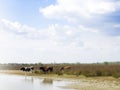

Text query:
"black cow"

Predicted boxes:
[[39, 66, 53, 73]]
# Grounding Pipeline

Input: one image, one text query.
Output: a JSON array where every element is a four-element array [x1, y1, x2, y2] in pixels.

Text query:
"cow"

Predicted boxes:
[[20, 66, 34, 72], [39, 66, 53, 73], [60, 66, 71, 71]]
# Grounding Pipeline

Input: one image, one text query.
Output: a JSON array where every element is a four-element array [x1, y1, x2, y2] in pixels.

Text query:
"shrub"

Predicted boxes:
[[96, 70, 102, 76], [112, 73, 120, 78], [34, 70, 41, 74], [55, 71, 63, 75]]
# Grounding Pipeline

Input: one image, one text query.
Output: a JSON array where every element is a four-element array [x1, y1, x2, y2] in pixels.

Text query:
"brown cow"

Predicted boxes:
[[60, 66, 71, 71]]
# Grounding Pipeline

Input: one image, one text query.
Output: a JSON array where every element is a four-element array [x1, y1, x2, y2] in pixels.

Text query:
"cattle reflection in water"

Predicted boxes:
[[24, 76, 34, 83], [42, 78, 53, 84]]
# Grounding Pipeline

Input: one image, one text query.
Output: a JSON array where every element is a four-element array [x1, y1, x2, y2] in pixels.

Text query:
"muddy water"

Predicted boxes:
[[0, 74, 75, 90]]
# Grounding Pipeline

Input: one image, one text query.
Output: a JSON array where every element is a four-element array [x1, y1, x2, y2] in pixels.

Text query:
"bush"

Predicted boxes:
[[96, 70, 102, 76], [34, 70, 41, 74], [112, 73, 120, 78], [56, 72, 63, 75]]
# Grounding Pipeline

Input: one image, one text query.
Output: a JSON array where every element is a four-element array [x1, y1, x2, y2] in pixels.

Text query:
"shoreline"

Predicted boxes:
[[0, 70, 120, 90]]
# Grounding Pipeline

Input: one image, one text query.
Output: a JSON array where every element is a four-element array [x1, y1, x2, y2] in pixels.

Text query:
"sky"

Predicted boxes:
[[0, 0, 120, 63]]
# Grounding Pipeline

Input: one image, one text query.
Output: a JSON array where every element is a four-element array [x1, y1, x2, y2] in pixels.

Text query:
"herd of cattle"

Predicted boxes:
[[20, 66, 71, 73]]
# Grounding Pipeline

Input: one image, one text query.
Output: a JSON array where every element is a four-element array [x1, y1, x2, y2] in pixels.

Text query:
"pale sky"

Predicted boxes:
[[0, 0, 120, 63]]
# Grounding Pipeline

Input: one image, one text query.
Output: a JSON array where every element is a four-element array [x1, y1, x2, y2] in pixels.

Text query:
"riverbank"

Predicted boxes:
[[0, 70, 120, 90]]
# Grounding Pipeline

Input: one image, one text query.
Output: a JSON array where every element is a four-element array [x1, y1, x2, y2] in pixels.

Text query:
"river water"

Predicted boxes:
[[0, 74, 75, 90]]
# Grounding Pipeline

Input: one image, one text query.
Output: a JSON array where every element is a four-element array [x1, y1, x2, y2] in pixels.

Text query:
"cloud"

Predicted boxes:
[[1, 18, 119, 49], [40, 0, 120, 37], [0, 18, 120, 63], [0, 19, 85, 47], [0, 19, 50, 39], [40, 0, 120, 20]]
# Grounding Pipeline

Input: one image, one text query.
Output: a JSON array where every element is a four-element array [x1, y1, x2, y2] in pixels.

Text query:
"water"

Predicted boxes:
[[0, 74, 75, 90]]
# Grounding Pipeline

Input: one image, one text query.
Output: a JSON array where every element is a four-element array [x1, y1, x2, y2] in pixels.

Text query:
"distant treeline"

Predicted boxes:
[[0, 62, 120, 78]]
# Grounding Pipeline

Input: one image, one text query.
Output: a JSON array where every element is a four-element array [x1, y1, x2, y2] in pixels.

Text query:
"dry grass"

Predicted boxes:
[[0, 63, 120, 78]]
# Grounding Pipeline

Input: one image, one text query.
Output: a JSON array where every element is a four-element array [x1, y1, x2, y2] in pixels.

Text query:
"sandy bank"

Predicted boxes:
[[62, 77, 120, 90]]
